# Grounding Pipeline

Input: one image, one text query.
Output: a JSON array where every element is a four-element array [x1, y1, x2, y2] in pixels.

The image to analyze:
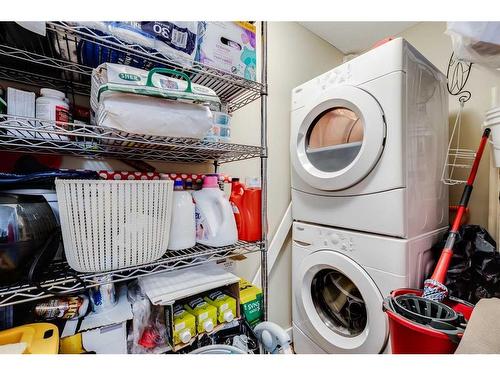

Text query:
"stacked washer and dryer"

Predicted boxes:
[[290, 38, 450, 353]]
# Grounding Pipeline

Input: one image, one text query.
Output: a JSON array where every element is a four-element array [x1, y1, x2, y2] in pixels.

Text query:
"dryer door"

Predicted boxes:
[[291, 85, 386, 191], [295, 249, 388, 353]]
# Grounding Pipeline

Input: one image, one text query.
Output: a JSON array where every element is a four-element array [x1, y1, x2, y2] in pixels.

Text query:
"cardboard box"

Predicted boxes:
[[196, 22, 256, 81], [239, 279, 263, 327], [139, 263, 242, 352]]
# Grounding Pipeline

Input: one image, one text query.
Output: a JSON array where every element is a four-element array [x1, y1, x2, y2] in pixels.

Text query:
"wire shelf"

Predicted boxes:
[[0, 114, 262, 164], [0, 241, 262, 307], [0, 22, 265, 113]]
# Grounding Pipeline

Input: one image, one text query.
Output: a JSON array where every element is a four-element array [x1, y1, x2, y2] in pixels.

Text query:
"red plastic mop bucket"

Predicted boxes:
[[383, 289, 474, 354]]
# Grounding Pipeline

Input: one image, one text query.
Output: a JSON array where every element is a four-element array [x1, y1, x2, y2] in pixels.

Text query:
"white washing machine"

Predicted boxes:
[[292, 221, 446, 354], [290, 38, 449, 238]]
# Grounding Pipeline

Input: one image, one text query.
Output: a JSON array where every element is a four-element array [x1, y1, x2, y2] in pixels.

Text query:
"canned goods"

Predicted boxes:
[[89, 275, 117, 313], [34, 295, 89, 321]]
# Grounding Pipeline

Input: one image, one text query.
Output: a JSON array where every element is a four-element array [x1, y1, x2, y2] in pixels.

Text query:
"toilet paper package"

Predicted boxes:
[[74, 22, 198, 66], [109, 22, 198, 64], [196, 22, 257, 81]]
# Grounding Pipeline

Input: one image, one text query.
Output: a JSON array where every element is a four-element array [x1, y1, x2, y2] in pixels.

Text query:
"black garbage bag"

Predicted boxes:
[[433, 225, 500, 304]]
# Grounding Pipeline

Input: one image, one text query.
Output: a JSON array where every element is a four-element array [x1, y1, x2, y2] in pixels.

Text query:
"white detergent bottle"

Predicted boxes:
[[192, 174, 238, 247], [168, 180, 196, 250]]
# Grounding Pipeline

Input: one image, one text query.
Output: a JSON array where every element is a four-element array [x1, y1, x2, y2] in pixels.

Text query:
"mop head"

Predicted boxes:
[[422, 279, 449, 302]]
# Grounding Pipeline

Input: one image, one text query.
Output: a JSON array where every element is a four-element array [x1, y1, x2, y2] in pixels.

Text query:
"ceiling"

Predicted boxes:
[[299, 22, 419, 54]]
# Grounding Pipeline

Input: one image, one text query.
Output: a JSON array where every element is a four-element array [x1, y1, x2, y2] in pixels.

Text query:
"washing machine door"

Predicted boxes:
[[291, 85, 386, 191], [295, 249, 388, 353]]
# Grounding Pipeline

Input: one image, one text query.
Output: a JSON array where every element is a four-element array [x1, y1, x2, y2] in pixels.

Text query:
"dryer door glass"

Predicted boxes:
[[306, 108, 364, 173], [311, 269, 367, 337]]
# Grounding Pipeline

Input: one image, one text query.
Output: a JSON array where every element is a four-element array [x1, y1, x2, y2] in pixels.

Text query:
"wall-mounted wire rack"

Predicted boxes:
[[0, 241, 263, 307], [0, 21, 269, 318]]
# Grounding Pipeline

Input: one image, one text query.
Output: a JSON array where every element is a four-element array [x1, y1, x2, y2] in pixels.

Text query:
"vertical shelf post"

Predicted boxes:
[[260, 21, 269, 321]]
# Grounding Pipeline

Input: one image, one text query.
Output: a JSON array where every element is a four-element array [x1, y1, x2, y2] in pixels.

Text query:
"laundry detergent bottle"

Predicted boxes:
[[168, 180, 196, 251], [229, 178, 262, 242], [229, 178, 245, 234], [192, 174, 237, 247]]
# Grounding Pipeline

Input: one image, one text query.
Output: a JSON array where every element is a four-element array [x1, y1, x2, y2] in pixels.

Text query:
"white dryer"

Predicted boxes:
[[290, 38, 449, 238], [292, 221, 446, 354]]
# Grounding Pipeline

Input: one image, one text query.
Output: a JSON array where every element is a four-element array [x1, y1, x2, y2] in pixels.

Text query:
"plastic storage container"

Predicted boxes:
[[192, 175, 237, 247], [168, 180, 196, 251], [55, 179, 174, 272]]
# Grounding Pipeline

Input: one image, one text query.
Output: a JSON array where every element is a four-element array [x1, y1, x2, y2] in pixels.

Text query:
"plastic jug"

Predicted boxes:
[[192, 175, 237, 247], [204, 290, 237, 323], [230, 178, 244, 233], [229, 178, 262, 242], [172, 305, 196, 345], [168, 180, 196, 251], [184, 297, 217, 334]]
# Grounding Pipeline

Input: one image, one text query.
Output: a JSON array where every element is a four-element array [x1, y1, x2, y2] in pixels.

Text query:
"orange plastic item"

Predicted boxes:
[[229, 179, 262, 242]]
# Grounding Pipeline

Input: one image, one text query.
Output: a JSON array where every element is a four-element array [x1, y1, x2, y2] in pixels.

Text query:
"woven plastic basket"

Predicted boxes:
[[55, 179, 174, 272]]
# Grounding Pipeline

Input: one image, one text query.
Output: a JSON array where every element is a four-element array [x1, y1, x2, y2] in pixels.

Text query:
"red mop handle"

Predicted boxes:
[[431, 128, 491, 283]]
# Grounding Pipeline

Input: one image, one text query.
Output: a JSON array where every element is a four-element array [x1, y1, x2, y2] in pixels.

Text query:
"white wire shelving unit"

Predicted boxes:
[[0, 21, 268, 313]]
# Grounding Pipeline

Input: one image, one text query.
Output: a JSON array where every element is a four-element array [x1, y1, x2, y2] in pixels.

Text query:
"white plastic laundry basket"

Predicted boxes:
[[55, 179, 174, 272]]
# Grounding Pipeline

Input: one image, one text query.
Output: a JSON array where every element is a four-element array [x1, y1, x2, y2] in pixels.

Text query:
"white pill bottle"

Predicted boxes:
[[36, 88, 70, 140]]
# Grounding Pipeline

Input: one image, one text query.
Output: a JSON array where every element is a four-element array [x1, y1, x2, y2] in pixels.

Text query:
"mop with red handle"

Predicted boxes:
[[423, 128, 491, 302]]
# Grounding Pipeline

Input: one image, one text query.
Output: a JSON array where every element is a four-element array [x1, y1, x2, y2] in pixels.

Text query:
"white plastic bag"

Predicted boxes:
[[96, 92, 213, 139], [446, 22, 500, 68]]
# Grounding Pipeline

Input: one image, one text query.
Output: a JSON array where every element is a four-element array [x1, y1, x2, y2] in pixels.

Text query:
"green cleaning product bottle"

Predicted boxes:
[[204, 291, 237, 323], [184, 297, 217, 334], [173, 305, 196, 345]]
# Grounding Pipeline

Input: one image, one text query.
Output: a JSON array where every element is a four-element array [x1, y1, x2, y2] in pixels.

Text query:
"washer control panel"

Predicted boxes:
[[294, 222, 355, 253]]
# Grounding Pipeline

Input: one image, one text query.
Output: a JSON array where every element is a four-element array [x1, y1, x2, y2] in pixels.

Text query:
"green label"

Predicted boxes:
[[118, 73, 141, 82]]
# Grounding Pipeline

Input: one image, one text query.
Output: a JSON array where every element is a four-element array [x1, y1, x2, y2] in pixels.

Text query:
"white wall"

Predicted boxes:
[[221, 22, 344, 328]]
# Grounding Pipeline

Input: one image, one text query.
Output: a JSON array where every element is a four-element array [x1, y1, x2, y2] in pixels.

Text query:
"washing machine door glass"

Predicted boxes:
[[311, 269, 367, 337], [292, 85, 386, 191], [295, 249, 388, 353]]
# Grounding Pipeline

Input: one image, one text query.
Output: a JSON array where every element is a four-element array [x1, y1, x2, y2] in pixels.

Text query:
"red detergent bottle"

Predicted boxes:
[[230, 178, 244, 235], [230, 177, 262, 242]]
